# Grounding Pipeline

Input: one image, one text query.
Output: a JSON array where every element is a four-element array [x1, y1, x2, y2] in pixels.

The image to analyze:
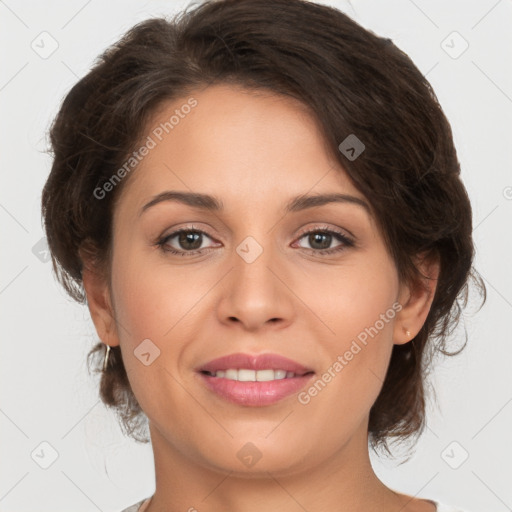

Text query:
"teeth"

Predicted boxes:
[[225, 369, 238, 380], [209, 368, 297, 381]]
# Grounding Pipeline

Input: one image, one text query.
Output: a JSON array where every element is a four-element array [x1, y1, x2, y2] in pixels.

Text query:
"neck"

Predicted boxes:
[[144, 420, 409, 512]]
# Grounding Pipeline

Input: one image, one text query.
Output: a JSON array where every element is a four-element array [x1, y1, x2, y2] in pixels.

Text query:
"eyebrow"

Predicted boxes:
[[139, 190, 371, 217]]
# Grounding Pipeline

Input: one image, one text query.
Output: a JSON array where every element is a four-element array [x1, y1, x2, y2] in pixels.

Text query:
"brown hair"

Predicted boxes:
[[41, 0, 486, 456]]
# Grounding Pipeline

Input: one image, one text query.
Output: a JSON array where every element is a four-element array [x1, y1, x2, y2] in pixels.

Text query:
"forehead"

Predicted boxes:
[[115, 83, 367, 218]]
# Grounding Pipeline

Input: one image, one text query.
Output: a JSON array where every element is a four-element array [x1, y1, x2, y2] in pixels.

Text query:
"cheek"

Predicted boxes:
[[300, 255, 399, 407], [304, 253, 399, 346], [108, 246, 172, 388], [108, 251, 194, 423], [109, 246, 210, 383], [110, 244, 189, 340]]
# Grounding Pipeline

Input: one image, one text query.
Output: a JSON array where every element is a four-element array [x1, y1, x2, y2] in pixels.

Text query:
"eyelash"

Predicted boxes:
[[155, 224, 354, 257]]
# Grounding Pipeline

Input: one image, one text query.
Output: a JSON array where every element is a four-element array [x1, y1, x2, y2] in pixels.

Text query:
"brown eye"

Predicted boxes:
[[304, 232, 334, 250], [176, 231, 203, 250], [157, 227, 218, 256], [294, 227, 354, 255]]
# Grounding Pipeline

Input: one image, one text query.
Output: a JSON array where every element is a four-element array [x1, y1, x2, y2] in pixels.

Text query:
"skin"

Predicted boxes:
[[82, 84, 439, 512]]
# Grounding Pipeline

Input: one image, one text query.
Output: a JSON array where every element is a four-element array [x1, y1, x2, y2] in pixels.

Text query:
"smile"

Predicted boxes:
[[201, 368, 310, 381]]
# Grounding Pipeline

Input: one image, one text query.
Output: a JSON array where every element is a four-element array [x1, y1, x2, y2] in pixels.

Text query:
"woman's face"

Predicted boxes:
[[88, 83, 428, 476]]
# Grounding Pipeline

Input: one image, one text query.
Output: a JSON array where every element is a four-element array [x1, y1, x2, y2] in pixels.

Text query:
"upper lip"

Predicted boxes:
[[198, 353, 315, 375]]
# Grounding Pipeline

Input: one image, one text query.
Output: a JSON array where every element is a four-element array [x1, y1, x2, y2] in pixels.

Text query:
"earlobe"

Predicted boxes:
[[393, 252, 440, 345], [81, 257, 120, 348]]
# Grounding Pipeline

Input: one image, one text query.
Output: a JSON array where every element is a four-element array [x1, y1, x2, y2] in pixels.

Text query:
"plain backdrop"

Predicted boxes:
[[1, 0, 511, 511]]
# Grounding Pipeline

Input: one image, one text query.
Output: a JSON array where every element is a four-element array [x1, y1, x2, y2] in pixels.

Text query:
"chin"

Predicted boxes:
[[193, 436, 314, 478]]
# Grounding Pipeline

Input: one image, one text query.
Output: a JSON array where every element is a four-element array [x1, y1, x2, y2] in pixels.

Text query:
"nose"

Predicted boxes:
[[216, 237, 296, 332]]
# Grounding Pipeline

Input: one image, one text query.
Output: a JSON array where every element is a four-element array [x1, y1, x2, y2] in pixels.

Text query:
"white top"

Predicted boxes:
[[120, 497, 470, 511], [435, 503, 469, 512]]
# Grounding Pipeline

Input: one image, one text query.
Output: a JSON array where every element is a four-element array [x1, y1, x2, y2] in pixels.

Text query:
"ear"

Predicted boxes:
[[393, 251, 440, 345], [80, 248, 120, 348]]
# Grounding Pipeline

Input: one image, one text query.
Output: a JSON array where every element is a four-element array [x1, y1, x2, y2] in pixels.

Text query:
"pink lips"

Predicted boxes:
[[199, 353, 313, 375], [196, 353, 315, 407]]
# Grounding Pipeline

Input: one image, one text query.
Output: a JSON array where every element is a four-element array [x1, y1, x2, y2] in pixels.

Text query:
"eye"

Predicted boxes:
[[156, 224, 354, 257], [293, 226, 354, 255], [156, 226, 218, 256]]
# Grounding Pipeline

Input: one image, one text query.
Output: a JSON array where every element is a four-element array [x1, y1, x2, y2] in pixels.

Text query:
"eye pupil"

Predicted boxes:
[[310, 232, 331, 250], [179, 231, 202, 250]]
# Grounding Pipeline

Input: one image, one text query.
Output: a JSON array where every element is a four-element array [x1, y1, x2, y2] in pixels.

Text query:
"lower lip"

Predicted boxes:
[[198, 372, 315, 406]]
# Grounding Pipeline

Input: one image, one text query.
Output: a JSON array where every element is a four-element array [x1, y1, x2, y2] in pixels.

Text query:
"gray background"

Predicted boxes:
[[1, 0, 511, 511]]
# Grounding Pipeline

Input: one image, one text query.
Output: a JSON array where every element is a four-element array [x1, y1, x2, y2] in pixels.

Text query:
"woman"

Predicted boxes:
[[41, 0, 485, 510]]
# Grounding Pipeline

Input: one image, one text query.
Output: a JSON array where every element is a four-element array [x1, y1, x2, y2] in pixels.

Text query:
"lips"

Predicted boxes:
[[198, 352, 314, 375], [196, 353, 315, 407]]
